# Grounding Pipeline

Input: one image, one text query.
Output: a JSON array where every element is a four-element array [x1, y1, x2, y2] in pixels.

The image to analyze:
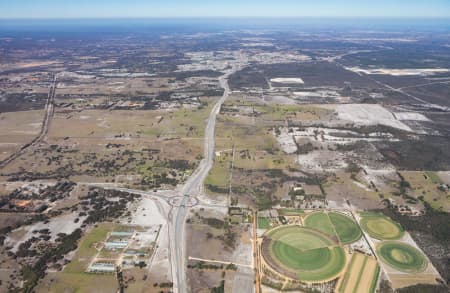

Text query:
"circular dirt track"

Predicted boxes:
[[262, 226, 346, 283], [360, 213, 404, 240], [377, 241, 427, 273]]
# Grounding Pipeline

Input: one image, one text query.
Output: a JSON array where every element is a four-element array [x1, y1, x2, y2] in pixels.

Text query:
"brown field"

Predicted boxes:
[[206, 102, 298, 202], [0, 106, 213, 184], [324, 172, 382, 210], [0, 110, 44, 160], [0, 60, 60, 71], [336, 253, 378, 293], [400, 171, 450, 211], [55, 76, 173, 97], [389, 273, 439, 289]]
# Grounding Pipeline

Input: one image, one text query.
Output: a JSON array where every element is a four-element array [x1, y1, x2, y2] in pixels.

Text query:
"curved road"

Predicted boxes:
[[171, 66, 236, 293]]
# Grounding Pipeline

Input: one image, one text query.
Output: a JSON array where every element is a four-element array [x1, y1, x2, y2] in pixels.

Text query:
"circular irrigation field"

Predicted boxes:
[[377, 241, 427, 273], [328, 212, 362, 244], [360, 213, 404, 240], [262, 226, 346, 282], [303, 211, 362, 244]]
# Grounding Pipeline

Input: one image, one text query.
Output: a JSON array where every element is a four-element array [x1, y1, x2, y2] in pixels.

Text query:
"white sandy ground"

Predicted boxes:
[[6, 213, 86, 253], [231, 267, 255, 293], [270, 78, 305, 84], [240, 42, 273, 47], [361, 168, 398, 188], [249, 52, 310, 64], [275, 128, 297, 154], [437, 171, 450, 184], [326, 104, 412, 131], [393, 112, 431, 122], [297, 150, 348, 171], [126, 197, 167, 226], [264, 95, 298, 105], [125, 196, 172, 281], [352, 180, 372, 192], [293, 90, 342, 100], [345, 67, 450, 76], [275, 126, 400, 155]]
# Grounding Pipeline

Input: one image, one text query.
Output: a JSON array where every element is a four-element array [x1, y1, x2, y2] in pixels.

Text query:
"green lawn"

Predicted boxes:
[[266, 226, 336, 250], [278, 209, 304, 216], [258, 217, 271, 229], [64, 223, 115, 273], [36, 223, 119, 293], [266, 226, 345, 282], [360, 213, 404, 240], [424, 171, 442, 184], [273, 243, 331, 271], [328, 212, 362, 244], [304, 212, 336, 237], [369, 265, 380, 293], [377, 241, 427, 273], [297, 247, 346, 282]]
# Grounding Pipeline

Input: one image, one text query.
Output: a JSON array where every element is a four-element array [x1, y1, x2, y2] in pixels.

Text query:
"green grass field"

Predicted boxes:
[[304, 212, 336, 237], [424, 171, 442, 184], [328, 212, 362, 244], [278, 209, 304, 216], [64, 223, 115, 273], [35, 223, 118, 292], [296, 247, 346, 282], [264, 226, 345, 282], [266, 226, 336, 250], [377, 241, 427, 273], [360, 212, 404, 240], [258, 217, 271, 229]]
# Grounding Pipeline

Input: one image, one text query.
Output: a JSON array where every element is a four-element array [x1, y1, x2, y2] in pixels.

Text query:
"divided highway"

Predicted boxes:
[[171, 66, 236, 293]]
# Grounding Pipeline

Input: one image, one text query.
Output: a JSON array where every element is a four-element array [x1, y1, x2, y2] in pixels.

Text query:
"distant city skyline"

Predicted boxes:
[[1, 0, 450, 19]]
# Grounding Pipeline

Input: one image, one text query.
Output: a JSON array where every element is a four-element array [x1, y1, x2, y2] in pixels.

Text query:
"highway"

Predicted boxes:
[[0, 74, 57, 169], [171, 66, 236, 293]]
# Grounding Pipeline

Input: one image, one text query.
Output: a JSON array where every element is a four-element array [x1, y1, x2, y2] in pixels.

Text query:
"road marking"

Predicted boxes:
[[188, 256, 252, 268]]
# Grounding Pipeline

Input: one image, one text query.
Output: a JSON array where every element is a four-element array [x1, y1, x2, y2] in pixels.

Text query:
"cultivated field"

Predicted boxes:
[[360, 212, 404, 240], [304, 211, 362, 244], [377, 241, 427, 273], [262, 226, 346, 282], [304, 212, 337, 237], [336, 253, 379, 293], [328, 212, 362, 244]]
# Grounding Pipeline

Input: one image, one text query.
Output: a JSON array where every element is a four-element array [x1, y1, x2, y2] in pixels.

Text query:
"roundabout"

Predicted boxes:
[[377, 241, 427, 273], [261, 226, 346, 283], [168, 195, 198, 207]]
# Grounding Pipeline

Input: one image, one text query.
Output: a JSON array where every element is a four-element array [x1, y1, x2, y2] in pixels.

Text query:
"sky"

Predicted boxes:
[[0, 0, 450, 19]]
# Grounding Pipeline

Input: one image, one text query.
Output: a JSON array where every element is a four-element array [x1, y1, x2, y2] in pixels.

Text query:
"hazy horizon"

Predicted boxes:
[[1, 0, 450, 19]]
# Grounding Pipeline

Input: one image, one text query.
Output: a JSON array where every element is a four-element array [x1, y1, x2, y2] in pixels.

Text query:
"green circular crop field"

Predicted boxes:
[[377, 242, 427, 273], [360, 213, 404, 240], [328, 212, 362, 244], [304, 212, 336, 237], [263, 226, 346, 282]]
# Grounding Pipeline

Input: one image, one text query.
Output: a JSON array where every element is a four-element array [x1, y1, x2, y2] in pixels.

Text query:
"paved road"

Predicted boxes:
[[171, 66, 236, 293], [0, 75, 57, 169]]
